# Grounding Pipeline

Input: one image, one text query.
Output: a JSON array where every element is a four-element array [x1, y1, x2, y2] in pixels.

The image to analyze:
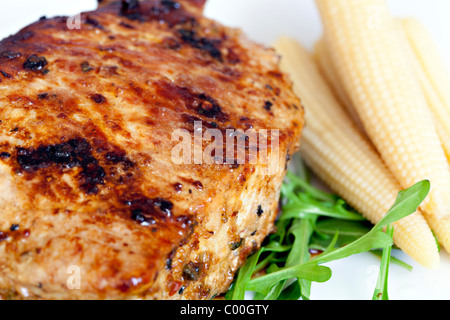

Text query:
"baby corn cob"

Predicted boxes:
[[274, 37, 440, 268], [315, 0, 450, 253], [401, 18, 450, 162], [313, 38, 364, 132]]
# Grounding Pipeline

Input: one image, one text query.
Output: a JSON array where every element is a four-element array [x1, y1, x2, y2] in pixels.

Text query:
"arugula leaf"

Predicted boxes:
[[246, 264, 332, 295], [286, 218, 316, 300], [373, 224, 395, 300], [225, 165, 430, 301], [309, 180, 430, 265], [376, 179, 430, 228], [285, 171, 337, 202], [281, 196, 365, 221]]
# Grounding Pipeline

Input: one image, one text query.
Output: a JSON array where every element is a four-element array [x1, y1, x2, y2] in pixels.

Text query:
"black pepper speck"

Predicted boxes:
[[23, 55, 48, 71], [264, 101, 273, 111], [256, 205, 264, 217]]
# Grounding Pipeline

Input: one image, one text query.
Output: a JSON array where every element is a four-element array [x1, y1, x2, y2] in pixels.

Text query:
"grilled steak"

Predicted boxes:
[[0, 0, 303, 299]]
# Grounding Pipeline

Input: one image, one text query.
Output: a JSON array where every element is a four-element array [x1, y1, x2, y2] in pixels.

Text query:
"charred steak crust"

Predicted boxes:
[[0, 0, 303, 299]]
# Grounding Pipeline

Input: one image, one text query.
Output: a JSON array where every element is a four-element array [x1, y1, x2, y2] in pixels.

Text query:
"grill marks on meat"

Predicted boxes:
[[0, 0, 303, 299], [16, 138, 106, 194], [177, 28, 222, 61], [13, 136, 192, 229], [154, 81, 229, 122]]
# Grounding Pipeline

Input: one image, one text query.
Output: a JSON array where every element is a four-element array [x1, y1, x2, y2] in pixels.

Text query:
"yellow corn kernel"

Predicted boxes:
[[315, 0, 450, 253], [274, 37, 440, 268]]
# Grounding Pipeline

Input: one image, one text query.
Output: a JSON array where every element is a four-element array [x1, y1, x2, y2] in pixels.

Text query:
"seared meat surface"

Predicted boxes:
[[0, 0, 303, 299]]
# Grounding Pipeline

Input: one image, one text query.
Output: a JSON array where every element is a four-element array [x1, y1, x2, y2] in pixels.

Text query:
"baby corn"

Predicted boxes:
[[313, 38, 364, 132], [315, 0, 450, 253], [274, 37, 440, 268], [401, 18, 450, 162]]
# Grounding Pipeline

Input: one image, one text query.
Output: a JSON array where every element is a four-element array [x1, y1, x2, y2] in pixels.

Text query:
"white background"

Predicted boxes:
[[0, 0, 449, 300]]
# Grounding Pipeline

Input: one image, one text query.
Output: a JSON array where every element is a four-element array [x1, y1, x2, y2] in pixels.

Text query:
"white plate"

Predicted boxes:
[[0, 0, 449, 300]]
